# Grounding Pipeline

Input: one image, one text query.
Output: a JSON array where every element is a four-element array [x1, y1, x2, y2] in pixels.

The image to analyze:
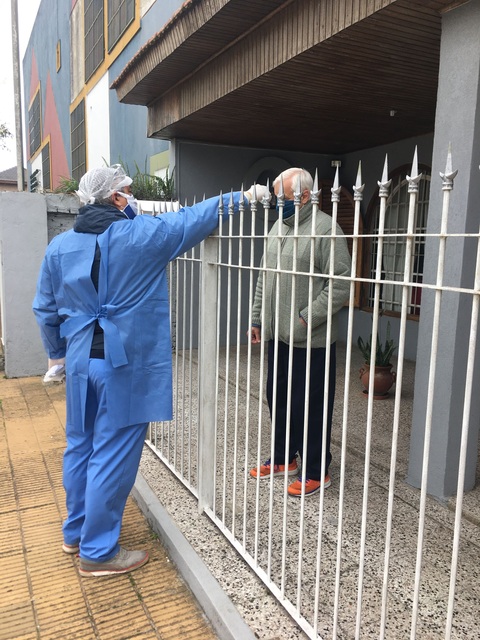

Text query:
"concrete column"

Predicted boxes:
[[0, 192, 48, 377], [407, 1, 480, 499]]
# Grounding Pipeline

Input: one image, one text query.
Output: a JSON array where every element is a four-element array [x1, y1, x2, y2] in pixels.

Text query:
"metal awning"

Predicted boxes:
[[111, 0, 468, 154]]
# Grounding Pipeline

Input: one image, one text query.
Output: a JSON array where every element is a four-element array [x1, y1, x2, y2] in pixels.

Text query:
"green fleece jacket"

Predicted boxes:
[[251, 201, 351, 348]]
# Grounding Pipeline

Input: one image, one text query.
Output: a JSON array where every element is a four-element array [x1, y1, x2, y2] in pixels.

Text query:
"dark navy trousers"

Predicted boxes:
[[266, 340, 336, 481]]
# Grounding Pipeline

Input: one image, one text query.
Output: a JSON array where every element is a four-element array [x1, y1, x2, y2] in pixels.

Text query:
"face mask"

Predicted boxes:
[[275, 199, 296, 219], [117, 192, 138, 218]]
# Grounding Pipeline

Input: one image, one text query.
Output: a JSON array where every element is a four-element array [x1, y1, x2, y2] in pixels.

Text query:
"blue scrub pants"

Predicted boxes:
[[62, 358, 148, 562]]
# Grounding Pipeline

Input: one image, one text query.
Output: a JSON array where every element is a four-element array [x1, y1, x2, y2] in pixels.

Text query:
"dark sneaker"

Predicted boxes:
[[79, 547, 149, 577], [287, 475, 331, 497], [250, 458, 298, 479], [62, 541, 79, 554]]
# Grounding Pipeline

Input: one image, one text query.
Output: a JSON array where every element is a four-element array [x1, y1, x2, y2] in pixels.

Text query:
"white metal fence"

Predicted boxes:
[[145, 148, 479, 640]]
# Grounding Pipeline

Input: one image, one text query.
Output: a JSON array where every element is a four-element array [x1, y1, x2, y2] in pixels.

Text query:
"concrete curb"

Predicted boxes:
[[132, 473, 256, 640]]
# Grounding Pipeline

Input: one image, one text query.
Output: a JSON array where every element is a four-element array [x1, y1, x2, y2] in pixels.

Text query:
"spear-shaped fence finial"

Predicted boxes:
[[407, 146, 422, 193], [261, 179, 271, 209], [311, 168, 320, 205], [277, 175, 285, 206], [293, 172, 301, 206], [378, 154, 392, 197], [440, 143, 458, 191], [331, 165, 341, 203], [353, 161, 365, 202]]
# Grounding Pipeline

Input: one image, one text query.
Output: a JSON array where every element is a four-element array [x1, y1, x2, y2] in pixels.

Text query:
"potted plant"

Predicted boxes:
[[129, 162, 177, 214], [357, 321, 397, 399]]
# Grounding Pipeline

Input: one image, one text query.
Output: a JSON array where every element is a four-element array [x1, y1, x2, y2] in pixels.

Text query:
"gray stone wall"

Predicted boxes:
[[45, 193, 79, 241]]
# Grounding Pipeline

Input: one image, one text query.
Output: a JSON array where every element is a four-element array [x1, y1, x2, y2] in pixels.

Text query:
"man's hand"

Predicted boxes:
[[248, 326, 261, 344], [245, 184, 271, 203]]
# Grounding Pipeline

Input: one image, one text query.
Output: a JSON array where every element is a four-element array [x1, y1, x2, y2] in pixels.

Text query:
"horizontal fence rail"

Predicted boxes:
[[145, 148, 480, 639]]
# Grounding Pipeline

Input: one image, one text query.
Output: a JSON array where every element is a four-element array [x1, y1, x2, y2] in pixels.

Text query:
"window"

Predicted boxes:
[[364, 168, 430, 317], [84, 0, 105, 81], [71, 100, 86, 182], [29, 91, 41, 157], [84, 0, 136, 81], [108, 0, 135, 51], [42, 143, 51, 191]]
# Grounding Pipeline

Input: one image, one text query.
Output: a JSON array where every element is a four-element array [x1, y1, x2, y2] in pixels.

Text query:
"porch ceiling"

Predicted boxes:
[[112, 0, 466, 154]]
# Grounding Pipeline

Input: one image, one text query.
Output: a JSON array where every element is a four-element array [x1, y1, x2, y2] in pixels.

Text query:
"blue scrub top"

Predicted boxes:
[[33, 192, 246, 430]]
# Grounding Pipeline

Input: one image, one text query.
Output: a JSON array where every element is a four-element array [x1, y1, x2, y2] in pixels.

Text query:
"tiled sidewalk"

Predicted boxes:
[[0, 374, 218, 640]]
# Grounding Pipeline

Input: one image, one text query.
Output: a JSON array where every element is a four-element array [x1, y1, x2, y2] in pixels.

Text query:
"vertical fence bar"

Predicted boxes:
[[379, 148, 421, 639], [213, 196, 224, 513], [180, 252, 187, 474], [332, 162, 364, 639], [444, 224, 480, 639], [267, 180, 284, 578], [356, 155, 391, 639], [294, 172, 317, 613], [253, 187, 268, 565], [187, 245, 195, 484], [312, 167, 340, 632], [410, 148, 453, 639], [229, 191, 242, 537], [282, 174, 300, 598], [409, 151, 454, 639], [221, 193, 234, 525], [168, 259, 175, 459], [442, 152, 467, 640], [242, 185, 254, 548]]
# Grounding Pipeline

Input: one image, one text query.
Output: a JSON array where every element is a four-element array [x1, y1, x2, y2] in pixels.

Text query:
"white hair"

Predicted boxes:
[[273, 168, 313, 193]]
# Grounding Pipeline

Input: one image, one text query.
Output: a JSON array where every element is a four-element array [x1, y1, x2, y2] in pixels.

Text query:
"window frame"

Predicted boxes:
[[107, 0, 135, 52], [361, 164, 431, 320], [28, 89, 42, 159], [71, 100, 87, 183], [84, 0, 105, 82], [41, 141, 51, 191]]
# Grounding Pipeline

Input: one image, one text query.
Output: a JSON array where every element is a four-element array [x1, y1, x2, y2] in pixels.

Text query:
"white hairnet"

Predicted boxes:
[[76, 164, 132, 205]]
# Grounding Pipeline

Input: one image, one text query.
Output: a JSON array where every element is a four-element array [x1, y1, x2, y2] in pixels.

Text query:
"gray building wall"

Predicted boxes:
[[0, 193, 49, 377]]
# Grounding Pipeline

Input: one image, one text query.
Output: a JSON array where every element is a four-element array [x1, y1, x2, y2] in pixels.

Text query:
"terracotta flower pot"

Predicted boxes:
[[359, 363, 396, 399]]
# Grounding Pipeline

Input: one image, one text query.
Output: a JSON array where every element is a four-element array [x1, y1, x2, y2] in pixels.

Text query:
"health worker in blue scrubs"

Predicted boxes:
[[33, 164, 270, 577]]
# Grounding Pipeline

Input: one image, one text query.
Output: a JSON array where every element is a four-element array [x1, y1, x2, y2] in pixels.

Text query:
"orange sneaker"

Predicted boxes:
[[287, 475, 331, 497], [250, 458, 298, 479]]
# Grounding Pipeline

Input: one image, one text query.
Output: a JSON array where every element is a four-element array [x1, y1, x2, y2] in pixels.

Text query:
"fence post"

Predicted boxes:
[[198, 232, 219, 512]]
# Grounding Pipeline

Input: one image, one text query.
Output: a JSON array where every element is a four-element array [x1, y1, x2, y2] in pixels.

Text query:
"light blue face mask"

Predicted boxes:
[[276, 199, 296, 219]]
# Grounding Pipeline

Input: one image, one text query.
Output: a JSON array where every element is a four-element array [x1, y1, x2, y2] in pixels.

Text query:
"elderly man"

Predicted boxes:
[[249, 167, 351, 497], [33, 164, 268, 576]]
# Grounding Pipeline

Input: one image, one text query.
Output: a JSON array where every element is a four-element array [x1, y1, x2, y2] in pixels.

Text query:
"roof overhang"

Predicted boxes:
[[112, 0, 470, 154]]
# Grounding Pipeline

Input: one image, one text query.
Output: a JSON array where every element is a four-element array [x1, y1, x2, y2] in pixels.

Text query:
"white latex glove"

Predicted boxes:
[[245, 184, 271, 203], [44, 358, 66, 385]]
